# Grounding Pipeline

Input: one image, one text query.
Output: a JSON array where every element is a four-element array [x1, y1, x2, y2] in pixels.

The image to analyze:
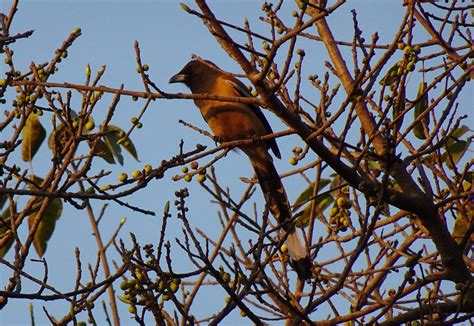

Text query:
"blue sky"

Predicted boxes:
[[1, 1, 470, 325]]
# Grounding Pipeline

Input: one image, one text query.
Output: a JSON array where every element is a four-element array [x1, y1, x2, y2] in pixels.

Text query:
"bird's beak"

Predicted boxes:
[[169, 73, 187, 84]]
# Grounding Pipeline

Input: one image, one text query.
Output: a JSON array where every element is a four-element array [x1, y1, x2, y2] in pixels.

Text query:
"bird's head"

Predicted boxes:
[[169, 59, 220, 91]]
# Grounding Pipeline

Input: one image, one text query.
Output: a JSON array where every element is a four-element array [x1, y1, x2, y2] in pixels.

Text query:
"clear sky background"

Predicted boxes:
[[1, 1, 470, 325]]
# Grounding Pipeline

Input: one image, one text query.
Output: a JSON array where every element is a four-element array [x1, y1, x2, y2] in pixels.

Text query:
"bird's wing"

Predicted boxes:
[[224, 78, 281, 159]]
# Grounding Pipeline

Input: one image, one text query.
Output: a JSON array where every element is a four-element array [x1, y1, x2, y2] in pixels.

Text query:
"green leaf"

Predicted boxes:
[[121, 137, 139, 162], [91, 139, 116, 164], [442, 126, 471, 168], [22, 113, 46, 162], [101, 125, 140, 165], [379, 61, 401, 86], [27, 176, 63, 257], [452, 209, 473, 247], [0, 204, 15, 258], [295, 193, 334, 228], [413, 82, 430, 139], [103, 126, 125, 166], [292, 178, 330, 213], [448, 125, 469, 143], [0, 194, 6, 210]]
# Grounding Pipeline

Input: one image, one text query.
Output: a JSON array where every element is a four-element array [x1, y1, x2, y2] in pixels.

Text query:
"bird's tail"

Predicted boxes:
[[246, 147, 313, 281]]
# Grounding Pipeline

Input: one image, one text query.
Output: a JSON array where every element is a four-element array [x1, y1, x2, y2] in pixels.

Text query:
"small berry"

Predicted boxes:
[[329, 207, 339, 217], [132, 96, 138, 101], [118, 172, 128, 182], [85, 119, 95, 131], [131, 117, 138, 124], [280, 243, 288, 253], [181, 166, 189, 173], [190, 161, 199, 169], [144, 164, 152, 175], [142, 64, 149, 71], [197, 174, 206, 183], [132, 170, 142, 180], [294, 146, 303, 154], [289, 157, 298, 166], [169, 282, 179, 293], [136, 122, 143, 129], [184, 174, 192, 182]]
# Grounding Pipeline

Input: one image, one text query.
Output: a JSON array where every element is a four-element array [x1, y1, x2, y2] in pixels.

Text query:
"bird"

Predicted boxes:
[[169, 59, 312, 281]]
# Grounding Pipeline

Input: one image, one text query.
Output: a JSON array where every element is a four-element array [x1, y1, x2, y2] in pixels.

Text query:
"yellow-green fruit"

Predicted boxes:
[[280, 243, 288, 253], [222, 272, 231, 283], [289, 157, 298, 166], [100, 184, 111, 191], [169, 282, 179, 293], [132, 96, 138, 101], [118, 172, 128, 182], [397, 42, 405, 50], [131, 117, 138, 124], [142, 64, 149, 71], [61, 51, 68, 59], [184, 174, 192, 182], [162, 293, 170, 301], [329, 207, 339, 217], [132, 170, 142, 180], [136, 122, 143, 129], [0, 80, 5, 86], [128, 305, 136, 314], [144, 164, 152, 175], [120, 281, 129, 290], [4, 57, 11, 64], [294, 146, 302, 154], [240, 310, 247, 317], [181, 166, 189, 173], [336, 197, 347, 208], [85, 119, 95, 131], [197, 174, 206, 183], [224, 296, 231, 303]]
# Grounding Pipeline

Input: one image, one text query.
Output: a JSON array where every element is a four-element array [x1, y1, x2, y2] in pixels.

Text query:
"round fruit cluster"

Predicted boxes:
[[328, 194, 352, 232]]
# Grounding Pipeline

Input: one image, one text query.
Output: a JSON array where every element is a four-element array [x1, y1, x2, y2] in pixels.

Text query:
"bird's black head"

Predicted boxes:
[[169, 59, 220, 90]]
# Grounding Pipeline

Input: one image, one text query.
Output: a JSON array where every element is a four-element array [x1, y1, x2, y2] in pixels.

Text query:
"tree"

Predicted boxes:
[[0, 0, 472, 324]]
